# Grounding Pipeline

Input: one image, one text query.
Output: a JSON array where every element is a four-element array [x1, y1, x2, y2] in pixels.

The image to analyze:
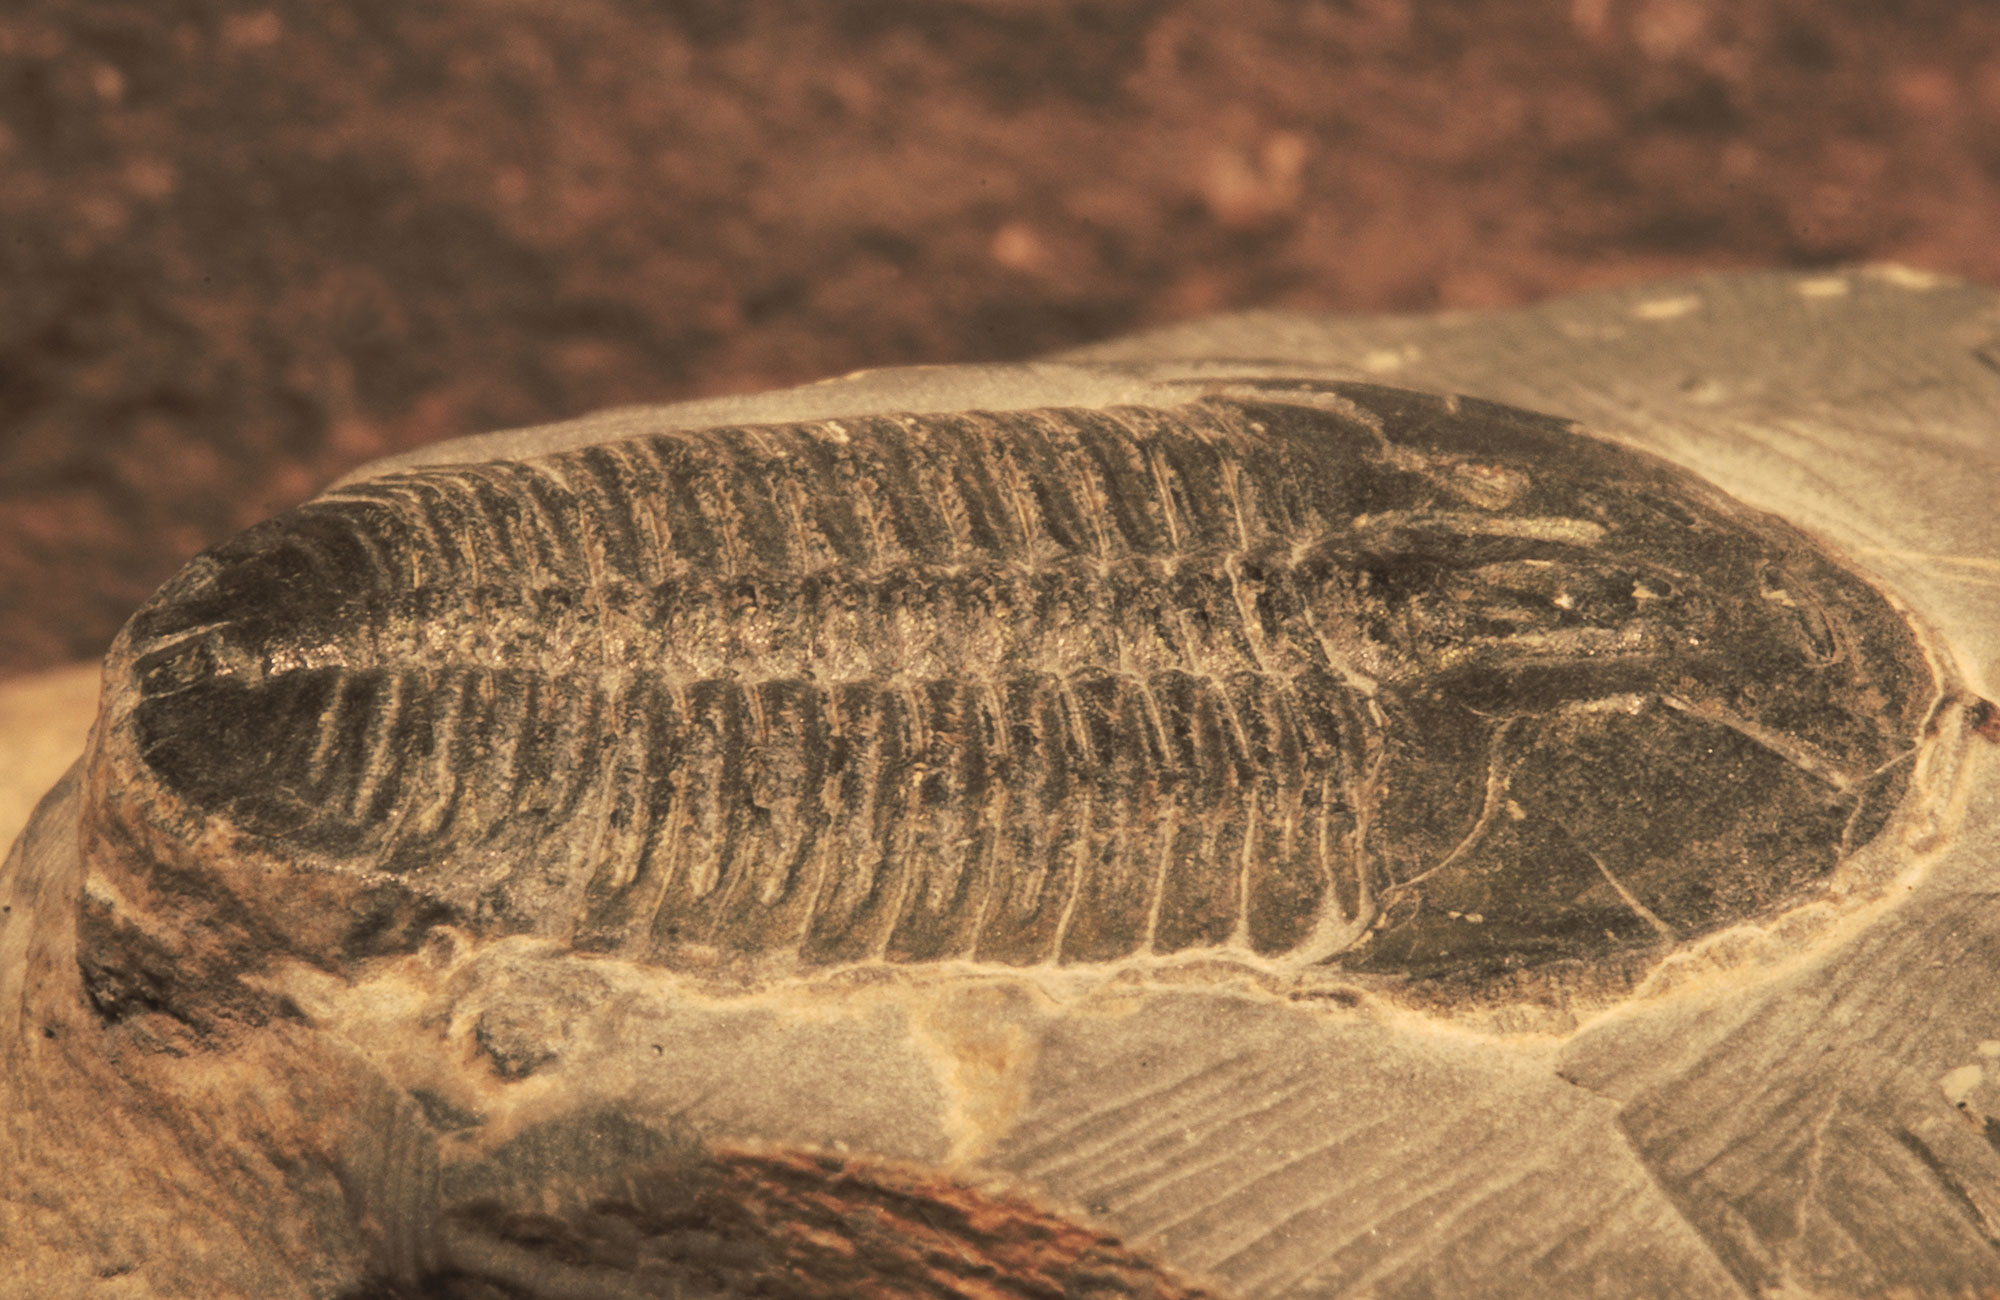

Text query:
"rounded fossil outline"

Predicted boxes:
[[71, 379, 1949, 1022]]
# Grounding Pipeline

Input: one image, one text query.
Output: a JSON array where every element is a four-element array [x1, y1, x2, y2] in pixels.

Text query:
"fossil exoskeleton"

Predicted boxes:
[[79, 379, 1933, 1022]]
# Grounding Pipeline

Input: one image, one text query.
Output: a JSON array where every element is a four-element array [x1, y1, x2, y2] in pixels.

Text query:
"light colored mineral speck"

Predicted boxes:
[[1360, 346, 1417, 373], [1941, 1062, 1984, 1106], [1630, 294, 1702, 320], [1866, 262, 1953, 290]]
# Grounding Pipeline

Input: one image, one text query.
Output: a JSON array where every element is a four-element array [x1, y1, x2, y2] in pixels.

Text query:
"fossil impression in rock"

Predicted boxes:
[[85, 382, 1932, 1024], [10, 269, 2000, 1300]]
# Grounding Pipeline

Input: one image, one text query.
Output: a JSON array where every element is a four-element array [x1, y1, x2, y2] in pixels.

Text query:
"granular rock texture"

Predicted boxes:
[[6, 0, 2000, 677], [81, 383, 1932, 1014]]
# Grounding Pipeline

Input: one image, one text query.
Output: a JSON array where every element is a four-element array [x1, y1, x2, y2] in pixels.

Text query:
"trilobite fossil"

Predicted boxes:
[[77, 379, 1934, 1019]]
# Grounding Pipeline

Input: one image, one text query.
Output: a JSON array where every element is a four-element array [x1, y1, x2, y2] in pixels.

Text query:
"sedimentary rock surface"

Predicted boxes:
[[5, 267, 2000, 1298]]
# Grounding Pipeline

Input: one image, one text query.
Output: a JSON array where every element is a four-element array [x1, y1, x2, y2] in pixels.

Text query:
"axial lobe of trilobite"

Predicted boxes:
[[98, 385, 1934, 987]]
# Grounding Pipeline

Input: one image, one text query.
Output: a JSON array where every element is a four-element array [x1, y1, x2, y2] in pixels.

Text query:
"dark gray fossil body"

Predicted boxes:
[[83, 381, 1932, 1010]]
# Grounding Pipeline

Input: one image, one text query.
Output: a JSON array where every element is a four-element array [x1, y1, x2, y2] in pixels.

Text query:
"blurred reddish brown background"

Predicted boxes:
[[3, 0, 1998, 677]]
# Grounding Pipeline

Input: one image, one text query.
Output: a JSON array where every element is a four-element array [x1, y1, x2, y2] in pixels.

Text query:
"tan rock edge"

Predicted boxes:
[[0, 662, 100, 855]]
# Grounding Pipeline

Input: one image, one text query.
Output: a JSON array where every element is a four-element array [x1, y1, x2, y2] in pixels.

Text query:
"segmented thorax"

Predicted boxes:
[[80, 383, 1935, 1007]]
